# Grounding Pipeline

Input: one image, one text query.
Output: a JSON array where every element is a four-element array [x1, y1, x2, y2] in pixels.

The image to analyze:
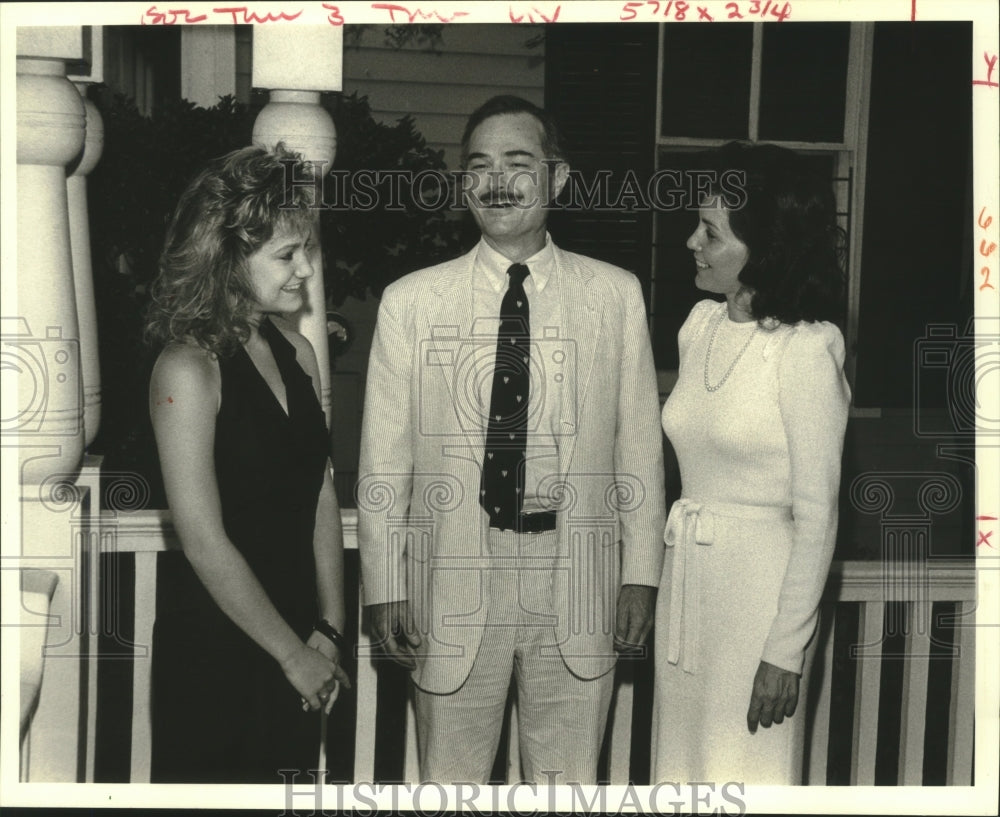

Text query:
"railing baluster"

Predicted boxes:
[[851, 599, 884, 785], [79, 511, 978, 788], [404, 692, 420, 783], [946, 599, 975, 785], [898, 601, 932, 785], [353, 604, 378, 783], [131, 550, 157, 784], [806, 604, 835, 784]]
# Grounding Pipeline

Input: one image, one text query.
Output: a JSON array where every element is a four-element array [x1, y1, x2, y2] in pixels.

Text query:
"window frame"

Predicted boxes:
[[649, 21, 875, 414]]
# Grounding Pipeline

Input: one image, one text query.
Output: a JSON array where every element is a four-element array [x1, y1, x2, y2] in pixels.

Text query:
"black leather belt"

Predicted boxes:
[[493, 510, 557, 534]]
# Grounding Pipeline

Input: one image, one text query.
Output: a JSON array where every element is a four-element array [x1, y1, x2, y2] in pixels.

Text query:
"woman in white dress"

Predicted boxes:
[[652, 142, 851, 784]]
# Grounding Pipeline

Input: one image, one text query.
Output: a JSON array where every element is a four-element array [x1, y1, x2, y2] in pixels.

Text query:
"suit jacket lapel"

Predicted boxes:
[[555, 246, 602, 478]]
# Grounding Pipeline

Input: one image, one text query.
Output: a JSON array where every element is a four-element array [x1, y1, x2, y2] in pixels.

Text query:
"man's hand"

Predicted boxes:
[[746, 660, 800, 734], [614, 584, 656, 654], [369, 601, 422, 670]]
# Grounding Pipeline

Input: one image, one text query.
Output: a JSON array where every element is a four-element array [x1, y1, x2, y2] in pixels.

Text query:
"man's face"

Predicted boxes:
[[464, 112, 568, 250]]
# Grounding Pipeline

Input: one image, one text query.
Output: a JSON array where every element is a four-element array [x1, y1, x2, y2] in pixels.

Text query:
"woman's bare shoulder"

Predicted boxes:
[[151, 341, 220, 400]]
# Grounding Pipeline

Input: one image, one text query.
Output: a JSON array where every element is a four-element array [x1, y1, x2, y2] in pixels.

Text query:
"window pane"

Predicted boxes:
[[759, 23, 850, 142], [660, 24, 753, 140]]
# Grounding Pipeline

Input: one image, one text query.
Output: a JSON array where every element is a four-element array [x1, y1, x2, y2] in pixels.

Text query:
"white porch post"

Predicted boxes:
[[15, 30, 86, 483], [15, 26, 91, 782], [251, 27, 341, 422], [180, 26, 237, 108], [67, 31, 105, 449]]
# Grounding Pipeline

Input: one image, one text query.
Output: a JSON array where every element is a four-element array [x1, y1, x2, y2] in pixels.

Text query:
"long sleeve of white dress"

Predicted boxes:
[[761, 322, 851, 673]]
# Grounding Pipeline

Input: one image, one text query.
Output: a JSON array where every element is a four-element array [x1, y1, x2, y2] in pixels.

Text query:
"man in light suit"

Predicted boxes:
[[357, 95, 665, 784]]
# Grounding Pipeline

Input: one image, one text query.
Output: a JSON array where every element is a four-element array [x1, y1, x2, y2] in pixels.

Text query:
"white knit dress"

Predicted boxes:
[[652, 299, 850, 784]]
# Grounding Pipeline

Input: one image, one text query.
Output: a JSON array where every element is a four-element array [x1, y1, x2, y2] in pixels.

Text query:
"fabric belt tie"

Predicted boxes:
[[663, 498, 792, 674]]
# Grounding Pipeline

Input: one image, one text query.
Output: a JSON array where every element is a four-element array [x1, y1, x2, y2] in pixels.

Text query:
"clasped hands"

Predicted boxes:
[[283, 632, 351, 714]]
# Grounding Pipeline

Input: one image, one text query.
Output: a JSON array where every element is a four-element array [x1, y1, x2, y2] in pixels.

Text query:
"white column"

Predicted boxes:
[[16, 52, 86, 485], [15, 27, 90, 782], [180, 26, 237, 108], [251, 27, 342, 422], [67, 86, 104, 448]]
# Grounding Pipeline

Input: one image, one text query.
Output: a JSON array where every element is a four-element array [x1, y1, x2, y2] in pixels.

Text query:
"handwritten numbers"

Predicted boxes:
[[322, 3, 344, 24], [978, 208, 997, 292], [621, 0, 639, 18], [768, 2, 791, 20], [621, 0, 690, 20], [724, 0, 789, 21]]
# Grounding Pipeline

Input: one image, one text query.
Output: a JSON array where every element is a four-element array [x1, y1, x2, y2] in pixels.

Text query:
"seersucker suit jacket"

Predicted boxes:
[[357, 241, 666, 694]]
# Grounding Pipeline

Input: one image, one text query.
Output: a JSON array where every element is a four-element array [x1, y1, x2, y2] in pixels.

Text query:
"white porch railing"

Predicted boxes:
[[22, 457, 976, 786], [88, 512, 976, 786]]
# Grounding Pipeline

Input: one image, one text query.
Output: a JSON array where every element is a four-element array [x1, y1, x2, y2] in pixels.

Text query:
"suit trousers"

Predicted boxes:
[[412, 528, 615, 784]]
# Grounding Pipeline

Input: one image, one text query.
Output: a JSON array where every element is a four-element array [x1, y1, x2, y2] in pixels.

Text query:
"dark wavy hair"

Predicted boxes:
[[144, 144, 316, 357], [460, 95, 566, 167], [710, 141, 846, 326]]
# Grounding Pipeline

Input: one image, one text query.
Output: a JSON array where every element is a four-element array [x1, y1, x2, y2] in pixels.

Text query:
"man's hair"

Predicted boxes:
[[145, 143, 316, 357], [709, 141, 846, 326], [460, 95, 566, 167]]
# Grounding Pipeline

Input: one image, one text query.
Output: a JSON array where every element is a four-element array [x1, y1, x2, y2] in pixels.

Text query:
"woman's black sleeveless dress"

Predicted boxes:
[[151, 318, 330, 783]]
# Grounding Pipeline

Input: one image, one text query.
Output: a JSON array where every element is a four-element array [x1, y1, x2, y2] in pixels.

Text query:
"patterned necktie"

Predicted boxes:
[[480, 263, 531, 530]]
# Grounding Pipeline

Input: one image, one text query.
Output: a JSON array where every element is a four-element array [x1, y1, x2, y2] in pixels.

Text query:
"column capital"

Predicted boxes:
[[17, 59, 86, 167], [252, 92, 337, 165]]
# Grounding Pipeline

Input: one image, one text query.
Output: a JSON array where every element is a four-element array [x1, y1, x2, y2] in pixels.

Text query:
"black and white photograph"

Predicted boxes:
[[2, 0, 997, 813]]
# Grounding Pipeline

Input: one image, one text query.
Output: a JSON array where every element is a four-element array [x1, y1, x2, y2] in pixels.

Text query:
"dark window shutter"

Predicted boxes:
[[544, 24, 659, 310]]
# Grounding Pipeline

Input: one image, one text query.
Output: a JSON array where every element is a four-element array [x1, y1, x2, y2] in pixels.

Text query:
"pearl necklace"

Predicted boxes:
[[703, 308, 758, 392]]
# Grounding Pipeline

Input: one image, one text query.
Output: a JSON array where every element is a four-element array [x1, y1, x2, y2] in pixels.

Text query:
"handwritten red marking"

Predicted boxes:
[[768, 0, 790, 20], [141, 5, 208, 24], [510, 4, 561, 23], [620, 1, 642, 19], [697, 4, 713, 20], [322, 3, 344, 24], [976, 515, 998, 520], [373, 3, 469, 23], [973, 52, 999, 88], [722, 0, 789, 21], [979, 208, 997, 292], [213, 6, 303, 23], [977, 530, 994, 548], [911, 0, 916, 21]]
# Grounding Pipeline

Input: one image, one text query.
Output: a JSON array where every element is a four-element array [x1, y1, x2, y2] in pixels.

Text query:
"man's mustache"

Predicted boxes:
[[475, 190, 537, 208]]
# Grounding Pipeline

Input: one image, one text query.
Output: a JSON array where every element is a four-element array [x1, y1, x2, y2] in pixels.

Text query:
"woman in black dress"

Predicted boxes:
[[145, 145, 350, 782]]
